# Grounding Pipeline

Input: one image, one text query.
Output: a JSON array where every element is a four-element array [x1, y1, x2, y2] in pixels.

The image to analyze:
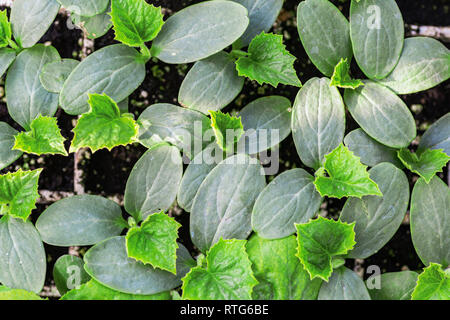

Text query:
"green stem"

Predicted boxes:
[[139, 43, 151, 62], [229, 49, 248, 60], [7, 38, 20, 51]]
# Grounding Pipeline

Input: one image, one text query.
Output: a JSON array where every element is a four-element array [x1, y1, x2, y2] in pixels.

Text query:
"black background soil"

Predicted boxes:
[[0, 0, 449, 294]]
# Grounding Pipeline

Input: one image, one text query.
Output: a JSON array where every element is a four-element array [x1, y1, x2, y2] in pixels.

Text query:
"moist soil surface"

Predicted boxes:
[[0, 0, 448, 295]]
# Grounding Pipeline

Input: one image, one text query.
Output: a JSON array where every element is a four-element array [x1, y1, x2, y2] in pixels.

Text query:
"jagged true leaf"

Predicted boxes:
[[295, 216, 356, 281], [0, 122, 22, 170], [0, 216, 46, 293], [297, 0, 352, 77], [151, 0, 249, 64], [209, 110, 244, 152], [0, 169, 41, 221], [410, 176, 450, 267], [39, 59, 80, 94], [0, 10, 12, 48], [246, 234, 322, 300], [318, 267, 370, 300], [350, 0, 404, 79], [313, 144, 382, 199], [368, 271, 418, 300], [111, 0, 164, 47], [412, 263, 450, 300], [61, 279, 171, 300], [236, 32, 301, 87], [398, 148, 450, 183], [378, 37, 450, 94], [53, 255, 90, 295], [126, 212, 181, 274], [70, 93, 138, 153], [36, 194, 124, 246], [13, 116, 67, 156], [11, 0, 60, 48], [330, 58, 363, 89], [182, 239, 257, 300], [0, 286, 42, 300]]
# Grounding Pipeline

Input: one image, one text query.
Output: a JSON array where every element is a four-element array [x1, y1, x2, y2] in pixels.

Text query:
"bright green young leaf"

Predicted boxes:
[[412, 263, 450, 300], [13, 116, 67, 156], [126, 212, 181, 274], [313, 144, 382, 199], [39, 59, 80, 94], [61, 279, 171, 300], [0, 10, 12, 48], [111, 0, 164, 47], [236, 32, 301, 87], [53, 255, 90, 295], [70, 93, 138, 153], [182, 239, 257, 300], [0, 122, 22, 170], [398, 148, 450, 183], [0, 169, 41, 221], [297, 0, 353, 77], [330, 58, 363, 89], [368, 271, 418, 300], [247, 234, 322, 300], [0, 286, 42, 300], [209, 110, 244, 152], [295, 216, 356, 281]]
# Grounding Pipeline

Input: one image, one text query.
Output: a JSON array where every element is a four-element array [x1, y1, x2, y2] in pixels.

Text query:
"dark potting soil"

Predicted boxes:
[[0, 1, 448, 294]]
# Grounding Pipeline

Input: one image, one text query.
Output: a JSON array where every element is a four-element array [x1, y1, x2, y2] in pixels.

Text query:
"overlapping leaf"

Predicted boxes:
[[182, 239, 258, 300], [236, 32, 301, 87], [295, 217, 356, 281], [126, 212, 181, 274], [313, 144, 382, 199], [13, 116, 67, 156]]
